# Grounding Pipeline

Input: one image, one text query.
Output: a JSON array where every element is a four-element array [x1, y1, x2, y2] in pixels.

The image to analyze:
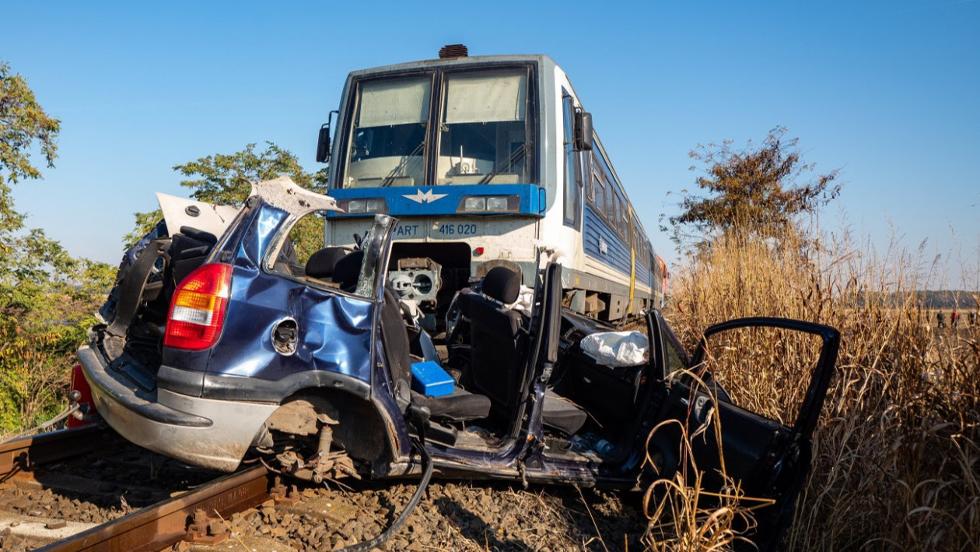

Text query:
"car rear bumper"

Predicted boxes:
[[77, 345, 278, 471]]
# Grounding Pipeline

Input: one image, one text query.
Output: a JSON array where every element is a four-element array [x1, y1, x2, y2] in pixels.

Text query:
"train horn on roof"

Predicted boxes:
[[439, 44, 469, 58]]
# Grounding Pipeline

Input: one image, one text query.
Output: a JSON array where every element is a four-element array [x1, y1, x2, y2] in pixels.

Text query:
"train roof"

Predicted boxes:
[[347, 54, 559, 78]]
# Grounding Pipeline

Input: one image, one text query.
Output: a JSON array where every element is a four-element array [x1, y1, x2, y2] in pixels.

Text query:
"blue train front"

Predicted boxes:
[[319, 46, 664, 325]]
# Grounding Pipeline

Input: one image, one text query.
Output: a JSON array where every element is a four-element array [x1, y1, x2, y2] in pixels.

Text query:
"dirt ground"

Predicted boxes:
[[193, 478, 648, 552]]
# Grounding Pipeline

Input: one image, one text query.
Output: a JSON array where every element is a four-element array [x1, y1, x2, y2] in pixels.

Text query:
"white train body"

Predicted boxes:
[[323, 52, 664, 321]]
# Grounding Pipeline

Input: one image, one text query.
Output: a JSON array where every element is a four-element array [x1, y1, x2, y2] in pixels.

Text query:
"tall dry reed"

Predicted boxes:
[[659, 229, 978, 550]]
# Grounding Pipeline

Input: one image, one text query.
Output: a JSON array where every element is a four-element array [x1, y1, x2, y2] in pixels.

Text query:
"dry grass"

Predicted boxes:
[[641, 387, 759, 551], [644, 228, 978, 551]]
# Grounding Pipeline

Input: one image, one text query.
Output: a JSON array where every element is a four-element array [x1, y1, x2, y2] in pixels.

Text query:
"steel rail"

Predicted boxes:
[[38, 464, 272, 552], [0, 425, 111, 481]]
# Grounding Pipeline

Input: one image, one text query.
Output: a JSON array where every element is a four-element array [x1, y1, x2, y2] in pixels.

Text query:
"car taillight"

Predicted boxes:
[[164, 263, 233, 351]]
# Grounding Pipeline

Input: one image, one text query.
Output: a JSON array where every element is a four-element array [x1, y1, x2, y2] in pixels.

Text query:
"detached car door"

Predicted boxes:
[[648, 314, 840, 550]]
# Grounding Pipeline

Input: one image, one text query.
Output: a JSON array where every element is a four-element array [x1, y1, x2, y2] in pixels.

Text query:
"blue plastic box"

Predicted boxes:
[[410, 361, 455, 397]]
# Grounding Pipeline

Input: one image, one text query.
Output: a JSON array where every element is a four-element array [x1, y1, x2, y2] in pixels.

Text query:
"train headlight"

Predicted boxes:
[[338, 198, 387, 214], [458, 195, 519, 213], [463, 197, 486, 212], [486, 196, 509, 211]]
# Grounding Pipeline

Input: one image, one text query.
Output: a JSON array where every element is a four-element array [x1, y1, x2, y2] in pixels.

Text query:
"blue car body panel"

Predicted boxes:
[[211, 265, 374, 383], [173, 202, 377, 388]]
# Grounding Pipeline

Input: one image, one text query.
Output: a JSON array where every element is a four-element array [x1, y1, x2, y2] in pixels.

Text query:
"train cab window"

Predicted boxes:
[[437, 68, 533, 185], [562, 93, 581, 227], [342, 76, 431, 188]]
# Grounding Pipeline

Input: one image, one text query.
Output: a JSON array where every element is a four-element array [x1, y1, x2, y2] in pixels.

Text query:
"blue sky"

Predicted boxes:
[[4, 1, 978, 287]]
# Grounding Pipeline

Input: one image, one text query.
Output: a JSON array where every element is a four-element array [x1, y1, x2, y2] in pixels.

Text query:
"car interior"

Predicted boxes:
[[300, 241, 658, 460], [103, 224, 220, 378]]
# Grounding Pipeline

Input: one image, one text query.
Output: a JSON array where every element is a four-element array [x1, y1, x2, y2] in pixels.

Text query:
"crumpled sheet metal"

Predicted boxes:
[[250, 176, 344, 215]]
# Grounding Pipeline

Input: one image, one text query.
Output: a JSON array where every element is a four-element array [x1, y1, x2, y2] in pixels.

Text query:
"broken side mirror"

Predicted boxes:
[[574, 110, 593, 151]]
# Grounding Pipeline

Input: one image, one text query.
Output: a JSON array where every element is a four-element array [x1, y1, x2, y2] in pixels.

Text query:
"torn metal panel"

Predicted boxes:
[[250, 176, 344, 216], [155, 192, 241, 238]]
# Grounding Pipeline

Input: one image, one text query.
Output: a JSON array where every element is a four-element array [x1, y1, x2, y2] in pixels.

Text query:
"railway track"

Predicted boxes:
[[0, 425, 433, 552], [0, 424, 640, 551], [0, 425, 277, 551]]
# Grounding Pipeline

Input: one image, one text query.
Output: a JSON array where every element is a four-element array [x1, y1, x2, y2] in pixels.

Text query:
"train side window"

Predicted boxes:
[[622, 199, 630, 237], [604, 185, 614, 230], [617, 195, 627, 238], [613, 195, 622, 237], [589, 170, 599, 205], [593, 166, 606, 213], [588, 151, 598, 204], [561, 93, 580, 228], [592, 142, 622, 234]]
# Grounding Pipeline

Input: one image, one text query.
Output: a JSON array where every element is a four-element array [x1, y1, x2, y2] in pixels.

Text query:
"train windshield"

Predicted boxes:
[[340, 68, 533, 188], [437, 68, 530, 185], [344, 76, 431, 188]]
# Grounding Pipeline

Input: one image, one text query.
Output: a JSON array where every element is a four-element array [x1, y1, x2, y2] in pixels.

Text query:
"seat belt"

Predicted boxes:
[[105, 240, 169, 338]]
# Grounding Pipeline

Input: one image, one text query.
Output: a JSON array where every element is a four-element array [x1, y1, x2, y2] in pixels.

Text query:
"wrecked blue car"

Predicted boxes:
[[77, 177, 839, 547]]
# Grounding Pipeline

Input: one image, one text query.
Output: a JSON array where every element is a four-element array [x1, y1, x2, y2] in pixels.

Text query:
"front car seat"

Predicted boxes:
[[460, 267, 588, 435], [304, 246, 349, 280]]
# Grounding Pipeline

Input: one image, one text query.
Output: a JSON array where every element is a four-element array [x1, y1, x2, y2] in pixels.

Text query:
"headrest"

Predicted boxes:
[[333, 250, 364, 290], [178, 226, 217, 245], [305, 247, 348, 279], [482, 266, 521, 304]]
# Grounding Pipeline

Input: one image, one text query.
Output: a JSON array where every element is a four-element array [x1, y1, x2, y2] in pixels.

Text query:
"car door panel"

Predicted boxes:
[[647, 314, 840, 548]]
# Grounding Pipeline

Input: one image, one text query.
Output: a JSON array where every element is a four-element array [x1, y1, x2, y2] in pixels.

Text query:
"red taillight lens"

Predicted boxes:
[[164, 263, 233, 351]]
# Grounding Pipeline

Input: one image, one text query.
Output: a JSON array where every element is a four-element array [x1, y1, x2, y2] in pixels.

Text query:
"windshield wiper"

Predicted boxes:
[[478, 144, 527, 185], [381, 141, 425, 188]]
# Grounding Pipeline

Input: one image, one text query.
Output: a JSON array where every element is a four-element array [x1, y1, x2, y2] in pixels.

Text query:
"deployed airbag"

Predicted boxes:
[[580, 331, 648, 367]]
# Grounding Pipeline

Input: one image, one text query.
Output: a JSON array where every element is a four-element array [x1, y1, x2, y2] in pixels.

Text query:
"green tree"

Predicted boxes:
[[1, 59, 65, 306], [0, 60, 111, 431], [1, 61, 60, 245], [126, 142, 329, 259], [664, 127, 840, 251]]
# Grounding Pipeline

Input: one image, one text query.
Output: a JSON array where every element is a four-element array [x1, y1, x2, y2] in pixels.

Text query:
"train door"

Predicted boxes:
[[561, 91, 582, 230]]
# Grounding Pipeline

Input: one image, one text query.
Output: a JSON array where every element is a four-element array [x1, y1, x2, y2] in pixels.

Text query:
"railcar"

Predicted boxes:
[[317, 45, 664, 325]]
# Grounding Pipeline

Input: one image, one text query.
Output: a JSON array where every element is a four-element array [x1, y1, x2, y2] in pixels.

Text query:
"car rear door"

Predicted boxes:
[[647, 315, 840, 549], [206, 213, 396, 396]]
